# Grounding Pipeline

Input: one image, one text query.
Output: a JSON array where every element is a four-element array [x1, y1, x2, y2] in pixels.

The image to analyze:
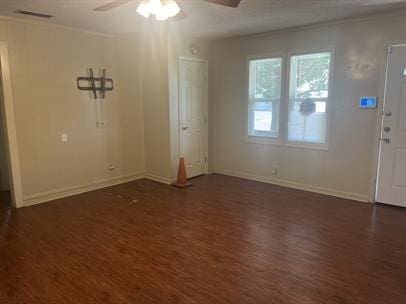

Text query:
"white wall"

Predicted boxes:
[[0, 19, 145, 205], [0, 18, 209, 205], [140, 32, 173, 184], [212, 12, 406, 202]]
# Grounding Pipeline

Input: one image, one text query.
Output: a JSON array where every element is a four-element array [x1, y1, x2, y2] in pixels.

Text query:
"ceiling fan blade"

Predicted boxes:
[[170, 8, 187, 22], [93, 0, 132, 12], [204, 0, 241, 8]]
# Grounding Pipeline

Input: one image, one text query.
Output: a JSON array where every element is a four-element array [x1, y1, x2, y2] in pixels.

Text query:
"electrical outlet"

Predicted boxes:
[[62, 133, 68, 142]]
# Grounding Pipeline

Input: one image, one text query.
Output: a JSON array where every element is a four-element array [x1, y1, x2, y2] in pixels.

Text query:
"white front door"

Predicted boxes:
[[376, 44, 406, 207], [179, 58, 208, 178]]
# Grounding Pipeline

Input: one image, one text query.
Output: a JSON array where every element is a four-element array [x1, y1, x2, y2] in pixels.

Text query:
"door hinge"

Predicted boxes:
[[204, 156, 207, 162], [204, 117, 207, 124]]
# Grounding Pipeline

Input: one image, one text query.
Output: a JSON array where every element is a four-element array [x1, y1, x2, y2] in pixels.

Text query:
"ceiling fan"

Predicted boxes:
[[94, 0, 242, 21]]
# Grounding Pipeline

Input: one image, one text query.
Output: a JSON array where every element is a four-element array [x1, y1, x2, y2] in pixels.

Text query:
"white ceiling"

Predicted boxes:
[[1, 0, 406, 39]]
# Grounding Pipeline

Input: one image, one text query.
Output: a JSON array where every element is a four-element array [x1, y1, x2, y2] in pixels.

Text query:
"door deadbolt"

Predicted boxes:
[[384, 126, 391, 132]]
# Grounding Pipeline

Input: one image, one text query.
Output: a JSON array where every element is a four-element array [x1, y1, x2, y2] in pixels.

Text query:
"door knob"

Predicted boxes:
[[384, 126, 391, 132], [182, 126, 188, 130]]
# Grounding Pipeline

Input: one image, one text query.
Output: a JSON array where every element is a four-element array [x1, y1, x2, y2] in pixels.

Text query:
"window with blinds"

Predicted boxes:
[[287, 52, 331, 145], [246, 50, 333, 149]]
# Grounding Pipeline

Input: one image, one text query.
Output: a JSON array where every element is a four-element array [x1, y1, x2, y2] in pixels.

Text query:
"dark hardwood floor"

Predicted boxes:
[[0, 174, 405, 303]]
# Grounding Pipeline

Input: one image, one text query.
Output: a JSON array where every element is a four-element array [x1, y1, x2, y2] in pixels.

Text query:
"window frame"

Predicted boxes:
[[245, 47, 335, 150], [246, 52, 285, 145], [284, 47, 335, 151]]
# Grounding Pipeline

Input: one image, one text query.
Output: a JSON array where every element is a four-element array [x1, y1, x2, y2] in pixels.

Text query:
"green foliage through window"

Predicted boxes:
[[252, 58, 282, 100], [290, 53, 331, 99]]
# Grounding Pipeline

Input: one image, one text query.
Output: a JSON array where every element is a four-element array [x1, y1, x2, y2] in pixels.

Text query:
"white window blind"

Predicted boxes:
[[287, 52, 331, 145]]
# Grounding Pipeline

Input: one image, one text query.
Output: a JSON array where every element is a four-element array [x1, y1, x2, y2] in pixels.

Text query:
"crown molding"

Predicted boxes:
[[215, 9, 406, 42], [0, 15, 116, 38]]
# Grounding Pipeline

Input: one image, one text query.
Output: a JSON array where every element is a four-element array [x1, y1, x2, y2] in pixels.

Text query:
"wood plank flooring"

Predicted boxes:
[[0, 174, 405, 303]]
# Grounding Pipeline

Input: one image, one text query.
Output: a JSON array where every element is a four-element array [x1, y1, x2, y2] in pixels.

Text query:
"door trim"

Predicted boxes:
[[0, 41, 24, 208], [372, 40, 406, 204], [178, 56, 209, 176]]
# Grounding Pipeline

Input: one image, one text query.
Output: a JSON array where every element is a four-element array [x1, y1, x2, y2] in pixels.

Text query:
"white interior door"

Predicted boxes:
[[179, 58, 208, 178], [376, 44, 406, 207]]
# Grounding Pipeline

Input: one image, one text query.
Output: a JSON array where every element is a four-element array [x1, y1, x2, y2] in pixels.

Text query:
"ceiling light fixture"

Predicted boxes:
[[136, 0, 181, 21]]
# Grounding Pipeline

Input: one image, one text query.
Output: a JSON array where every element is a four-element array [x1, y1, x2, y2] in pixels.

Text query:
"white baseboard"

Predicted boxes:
[[215, 169, 369, 203], [144, 173, 172, 185], [207, 168, 215, 174], [21, 168, 366, 207], [23, 171, 145, 207]]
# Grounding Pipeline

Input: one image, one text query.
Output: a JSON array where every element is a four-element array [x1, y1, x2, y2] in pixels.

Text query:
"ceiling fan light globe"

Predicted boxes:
[[155, 10, 169, 20], [136, 0, 181, 20], [149, 0, 163, 11], [165, 0, 181, 18], [136, 1, 151, 18]]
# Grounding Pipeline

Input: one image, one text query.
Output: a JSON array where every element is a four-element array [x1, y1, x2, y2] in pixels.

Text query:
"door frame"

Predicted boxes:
[[178, 56, 209, 176], [0, 41, 23, 208], [371, 39, 406, 203]]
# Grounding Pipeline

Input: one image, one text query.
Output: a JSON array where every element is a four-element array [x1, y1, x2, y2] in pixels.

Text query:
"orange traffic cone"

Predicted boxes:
[[172, 157, 192, 188]]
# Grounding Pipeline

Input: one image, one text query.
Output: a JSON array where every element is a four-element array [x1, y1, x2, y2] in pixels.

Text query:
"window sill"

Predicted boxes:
[[284, 141, 329, 151], [246, 136, 329, 151], [246, 135, 282, 146]]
